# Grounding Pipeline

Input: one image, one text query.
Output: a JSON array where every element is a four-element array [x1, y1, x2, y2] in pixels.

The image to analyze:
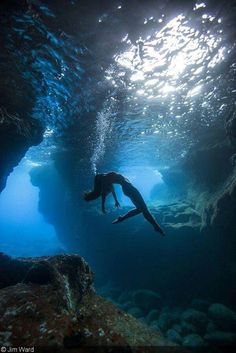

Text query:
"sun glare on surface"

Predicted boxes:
[[113, 13, 224, 102]]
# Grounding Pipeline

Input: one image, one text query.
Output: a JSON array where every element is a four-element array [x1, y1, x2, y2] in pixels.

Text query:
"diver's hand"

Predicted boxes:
[[115, 201, 120, 208]]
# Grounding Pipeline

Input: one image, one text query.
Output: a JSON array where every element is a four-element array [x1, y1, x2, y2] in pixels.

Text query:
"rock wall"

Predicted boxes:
[[0, 110, 44, 192], [0, 0, 44, 192]]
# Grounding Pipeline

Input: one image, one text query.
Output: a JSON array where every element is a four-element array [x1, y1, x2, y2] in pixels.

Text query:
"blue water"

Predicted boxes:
[[0, 155, 63, 257]]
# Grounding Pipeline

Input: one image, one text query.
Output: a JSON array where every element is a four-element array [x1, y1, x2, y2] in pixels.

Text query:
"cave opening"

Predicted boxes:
[[0, 152, 63, 257]]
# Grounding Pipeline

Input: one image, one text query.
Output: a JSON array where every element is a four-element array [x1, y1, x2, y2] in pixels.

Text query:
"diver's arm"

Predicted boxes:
[[111, 186, 120, 208]]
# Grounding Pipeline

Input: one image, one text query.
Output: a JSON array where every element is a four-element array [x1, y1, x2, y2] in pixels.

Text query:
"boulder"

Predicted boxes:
[[166, 329, 182, 344], [206, 321, 217, 333], [183, 334, 207, 347], [180, 321, 197, 335], [157, 313, 174, 332], [208, 303, 236, 331], [181, 309, 208, 333], [172, 324, 183, 335], [149, 321, 162, 334], [146, 309, 160, 324], [128, 307, 143, 318], [132, 290, 161, 313]]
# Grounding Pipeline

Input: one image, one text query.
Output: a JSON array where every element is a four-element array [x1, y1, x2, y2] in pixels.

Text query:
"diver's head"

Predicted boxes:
[[83, 173, 103, 201]]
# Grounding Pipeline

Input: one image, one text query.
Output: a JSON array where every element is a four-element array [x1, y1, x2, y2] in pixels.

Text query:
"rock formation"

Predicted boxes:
[[0, 253, 179, 351], [0, 109, 44, 192]]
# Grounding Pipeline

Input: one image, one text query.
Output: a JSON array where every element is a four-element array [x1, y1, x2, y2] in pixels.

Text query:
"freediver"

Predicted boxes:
[[83, 171, 165, 235]]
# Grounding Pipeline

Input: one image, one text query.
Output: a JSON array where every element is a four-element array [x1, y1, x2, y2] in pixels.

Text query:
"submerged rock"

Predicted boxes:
[[0, 253, 179, 350], [182, 334, 207, 347], [120, 301, 134, 311], [132, 289, 161, 313], [146, 309, 160, 324], [166, 329, 182, 344], [180, 321, 197, 336], [149, 321, 162, 334], [118, 291, 133, 304], [206, 321, 218, 333], [172, 324, 183, 335], [181, 309, 208, 334], [157, 313, 175, 332], [208, 303, 236, 331], [127, 307, 143, 318]]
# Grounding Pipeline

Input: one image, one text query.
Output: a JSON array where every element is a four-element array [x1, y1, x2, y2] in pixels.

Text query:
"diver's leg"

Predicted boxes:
[[143, 209, 165, 235], [112, 208, 141, 224]]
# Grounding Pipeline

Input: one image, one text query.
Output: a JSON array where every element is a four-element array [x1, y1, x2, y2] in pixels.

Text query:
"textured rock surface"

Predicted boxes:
[[166, 329, 182, 344], [181, 309, 208, 334], [208, 303, 236, 331], [182, 334, 207, 347], [0, 253, 180, 350], [0, 109, 44, 192]]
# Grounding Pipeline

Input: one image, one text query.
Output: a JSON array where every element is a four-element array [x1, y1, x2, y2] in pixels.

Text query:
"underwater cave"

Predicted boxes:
[[0, 0, 236, 350]]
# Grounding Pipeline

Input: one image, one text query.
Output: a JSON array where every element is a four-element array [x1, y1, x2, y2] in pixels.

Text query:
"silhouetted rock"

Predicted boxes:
[[0, 111, 44, 193]]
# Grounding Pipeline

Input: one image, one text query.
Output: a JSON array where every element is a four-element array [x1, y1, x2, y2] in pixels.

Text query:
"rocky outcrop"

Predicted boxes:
[[0, 253, 179, 350], [225, 109, 236, 147], [0, 109, 44, 192], [201, 167, 236, 233]]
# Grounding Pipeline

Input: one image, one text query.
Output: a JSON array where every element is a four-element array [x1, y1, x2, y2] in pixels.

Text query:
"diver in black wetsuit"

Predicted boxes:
[[83, 171, 165, 235]]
